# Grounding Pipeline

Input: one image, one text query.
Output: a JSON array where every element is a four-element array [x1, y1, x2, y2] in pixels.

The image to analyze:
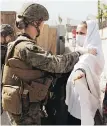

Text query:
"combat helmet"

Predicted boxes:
[[16, 3, 49, 37], [0, 24, 14, 37]]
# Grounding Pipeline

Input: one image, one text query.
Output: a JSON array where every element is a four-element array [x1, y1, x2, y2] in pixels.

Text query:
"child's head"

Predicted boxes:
[[76, 21, 87, 46], [76, 21, 87, 36]]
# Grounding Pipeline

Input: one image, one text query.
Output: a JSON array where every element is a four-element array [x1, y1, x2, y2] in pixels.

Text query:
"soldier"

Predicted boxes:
[[0, 24, 14, 67], [2, 3, 81, 125], [0, 24, 14, 115]]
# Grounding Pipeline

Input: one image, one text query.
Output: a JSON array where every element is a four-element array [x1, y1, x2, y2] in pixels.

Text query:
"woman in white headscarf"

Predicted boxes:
[[65, 20, 105, 125]]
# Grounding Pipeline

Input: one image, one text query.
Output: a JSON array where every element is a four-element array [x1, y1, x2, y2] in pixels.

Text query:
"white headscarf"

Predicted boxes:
[[83, 20, 105, 70]]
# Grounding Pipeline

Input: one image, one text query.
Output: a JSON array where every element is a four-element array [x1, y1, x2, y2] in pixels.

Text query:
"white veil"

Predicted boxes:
[[83, 20, 104, 70]]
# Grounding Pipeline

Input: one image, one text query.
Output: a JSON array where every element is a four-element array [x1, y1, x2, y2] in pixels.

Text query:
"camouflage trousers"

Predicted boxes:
[[7, 102, 41, 125]]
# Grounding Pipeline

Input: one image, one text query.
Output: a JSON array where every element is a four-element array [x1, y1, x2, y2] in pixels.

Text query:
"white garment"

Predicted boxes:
[[65, 20, 105, 125], [76, 35, 86, 47], [76, 21, 104, 68]]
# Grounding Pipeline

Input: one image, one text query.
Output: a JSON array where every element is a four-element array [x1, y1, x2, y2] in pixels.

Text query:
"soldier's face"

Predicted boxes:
[[0, 35, 12, 44], [5, 35, 12, 43]]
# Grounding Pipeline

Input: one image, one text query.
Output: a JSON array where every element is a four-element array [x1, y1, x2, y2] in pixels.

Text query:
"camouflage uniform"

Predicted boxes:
[[7, 35, 79, 73], [0, 24, 14, 66], [1, 24, 14, 116], [2, 3, 80, 125], [4, 33, 79, 125]]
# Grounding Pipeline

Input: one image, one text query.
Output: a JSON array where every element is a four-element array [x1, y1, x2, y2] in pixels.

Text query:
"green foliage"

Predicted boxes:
[[103, 12, 107, 18], [97, 1, 107, 20], [102, 4, 107, 18], [103, 4, 107, 10]]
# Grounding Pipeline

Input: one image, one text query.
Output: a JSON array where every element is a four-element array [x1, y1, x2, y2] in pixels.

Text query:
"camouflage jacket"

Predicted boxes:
[[6, 35, 79, 73]]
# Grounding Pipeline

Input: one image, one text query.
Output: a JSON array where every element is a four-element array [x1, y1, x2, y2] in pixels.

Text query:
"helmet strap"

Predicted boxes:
[[35, 25, 40, 38], [30, 22, 40, 38], [31, 19, 43, 38]]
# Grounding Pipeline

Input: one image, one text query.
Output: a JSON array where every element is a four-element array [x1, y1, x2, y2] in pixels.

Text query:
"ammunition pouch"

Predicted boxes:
[[24, 77, 53, 102], [2, 85, 22, 115], [2, 77, 52, 115]]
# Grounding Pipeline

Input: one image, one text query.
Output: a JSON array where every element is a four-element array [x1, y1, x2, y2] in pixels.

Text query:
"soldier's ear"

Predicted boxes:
[[16, 18, 26, 30]]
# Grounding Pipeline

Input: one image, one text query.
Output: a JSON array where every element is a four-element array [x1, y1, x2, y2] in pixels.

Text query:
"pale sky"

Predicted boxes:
[[0, 0, 104, 25]]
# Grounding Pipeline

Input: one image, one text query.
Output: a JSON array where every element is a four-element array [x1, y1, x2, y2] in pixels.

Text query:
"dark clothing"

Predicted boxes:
[[1, 44, 7, 67], [1, 44, 7, 114], [67, 113, 81, 125], [42, 72, 72, 125], [103, 83, 107, 124]]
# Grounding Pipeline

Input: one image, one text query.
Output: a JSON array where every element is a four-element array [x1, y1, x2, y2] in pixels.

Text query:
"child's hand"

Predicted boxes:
[[88, 48, 97, 55], [73, 70, 85, 82], [74, 74, 84, 81]]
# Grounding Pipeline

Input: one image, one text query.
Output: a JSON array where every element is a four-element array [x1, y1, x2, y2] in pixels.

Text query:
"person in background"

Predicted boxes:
[[0, 24, 14, 115], [0, 24, 14, 67]]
